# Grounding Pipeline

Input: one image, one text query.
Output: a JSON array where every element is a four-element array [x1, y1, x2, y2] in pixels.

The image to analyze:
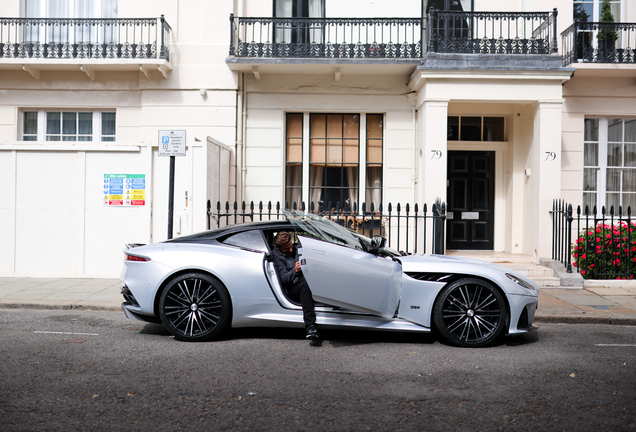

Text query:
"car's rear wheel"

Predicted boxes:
[[159, 272, 230, 342], [433, 278, 507, 347]]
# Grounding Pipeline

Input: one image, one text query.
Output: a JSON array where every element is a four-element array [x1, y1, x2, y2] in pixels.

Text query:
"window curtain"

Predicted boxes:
[[346, 167, 358, 209], [275, 0, 293, 43], [366, 166, 382, 209], [308, 0, 323, 43], [310, 165, 324, 209]]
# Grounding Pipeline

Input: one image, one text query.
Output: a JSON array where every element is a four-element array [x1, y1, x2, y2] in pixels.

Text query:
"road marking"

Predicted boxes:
[[595, 344, 636, 347], [34, 331, 99, 336]]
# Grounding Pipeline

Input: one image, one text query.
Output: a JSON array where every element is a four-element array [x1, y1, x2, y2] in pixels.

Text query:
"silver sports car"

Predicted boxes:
[[120, 210, 538, 347]]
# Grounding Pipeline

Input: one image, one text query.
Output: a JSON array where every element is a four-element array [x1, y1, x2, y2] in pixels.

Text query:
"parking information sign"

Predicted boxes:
[[158, 130, 186, 157], [103, 174, 146, 206]]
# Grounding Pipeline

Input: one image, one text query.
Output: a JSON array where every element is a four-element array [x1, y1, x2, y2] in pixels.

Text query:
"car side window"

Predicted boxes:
[[221, 230, 268, 252]]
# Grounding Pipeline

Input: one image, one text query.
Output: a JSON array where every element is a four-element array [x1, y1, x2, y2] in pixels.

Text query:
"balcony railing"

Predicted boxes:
[[0, 16, 171, 61], [228, 10, 559, 60], [229, 14, 422, 59], [427, 9, 558, 55], [562, 21, 636, 65]]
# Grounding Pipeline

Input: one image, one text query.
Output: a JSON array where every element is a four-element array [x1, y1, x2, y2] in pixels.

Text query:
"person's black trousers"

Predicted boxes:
[[287, 278, 316, 328]]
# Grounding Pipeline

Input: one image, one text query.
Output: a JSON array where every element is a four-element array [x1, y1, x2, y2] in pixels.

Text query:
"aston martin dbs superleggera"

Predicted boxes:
[[120, 210, 538, 347]]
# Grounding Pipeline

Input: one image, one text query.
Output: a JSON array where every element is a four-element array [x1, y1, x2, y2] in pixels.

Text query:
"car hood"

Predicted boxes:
[[399, 254, 538, 296]]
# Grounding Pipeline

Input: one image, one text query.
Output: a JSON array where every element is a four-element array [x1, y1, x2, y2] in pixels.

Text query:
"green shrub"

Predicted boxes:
[[572, 222, 636, 280]]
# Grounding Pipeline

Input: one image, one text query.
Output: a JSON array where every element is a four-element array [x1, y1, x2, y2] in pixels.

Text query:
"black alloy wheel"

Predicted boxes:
[[433, 278, 507, 347], [159, 272, 230, 342]]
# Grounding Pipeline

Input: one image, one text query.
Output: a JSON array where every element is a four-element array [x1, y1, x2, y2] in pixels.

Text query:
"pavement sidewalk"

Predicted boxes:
[[1, 277, 636, 326]]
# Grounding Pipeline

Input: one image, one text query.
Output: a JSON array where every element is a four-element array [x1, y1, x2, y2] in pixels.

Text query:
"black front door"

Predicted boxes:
[[446, 151, 495, 250]]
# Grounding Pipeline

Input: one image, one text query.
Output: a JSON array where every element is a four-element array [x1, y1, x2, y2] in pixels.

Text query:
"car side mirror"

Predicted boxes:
[[368, 236, 386, 255]]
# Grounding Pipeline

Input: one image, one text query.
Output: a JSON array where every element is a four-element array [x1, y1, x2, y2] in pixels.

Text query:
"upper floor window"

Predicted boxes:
[[274, 0, 324, 44], [447, 116, 505, 142], [574, 0, 621, 23], [23, 0, 118, 19], [22, 110, 116, 142]]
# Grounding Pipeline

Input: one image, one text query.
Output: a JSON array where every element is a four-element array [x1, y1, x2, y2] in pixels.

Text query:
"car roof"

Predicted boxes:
[[165, 219, 292, 244]]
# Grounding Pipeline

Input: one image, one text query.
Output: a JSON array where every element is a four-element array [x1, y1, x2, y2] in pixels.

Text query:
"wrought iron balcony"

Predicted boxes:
[[229, 15, 422, 59], [228, 10, 559, 61], [0, 16, 171, 61], [427, 9, 558, 55], [562, 21, 636, 65]]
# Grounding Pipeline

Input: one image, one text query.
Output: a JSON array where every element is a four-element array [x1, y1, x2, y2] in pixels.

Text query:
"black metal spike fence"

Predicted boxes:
[[552, 199, 636, 280], [207, 200, 446, 255]]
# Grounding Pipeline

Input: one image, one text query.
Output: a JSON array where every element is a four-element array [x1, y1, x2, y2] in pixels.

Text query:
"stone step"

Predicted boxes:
[[446, 251, 561, 287]]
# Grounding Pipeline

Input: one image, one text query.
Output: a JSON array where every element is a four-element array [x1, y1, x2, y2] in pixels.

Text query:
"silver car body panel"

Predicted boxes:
[[297, 235, 402, 318]]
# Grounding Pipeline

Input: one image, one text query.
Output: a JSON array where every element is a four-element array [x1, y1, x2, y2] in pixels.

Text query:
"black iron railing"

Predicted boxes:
[[207, 200, 446, 255], [0, 16, 171, 60], [427, 9, 558, 54], [562, 21, 636, 65], [229, 15, 422, 59], [552, 200, 636, 280]]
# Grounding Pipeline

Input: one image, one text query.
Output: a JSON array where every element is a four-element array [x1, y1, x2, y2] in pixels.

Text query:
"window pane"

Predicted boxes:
[[23, 112, 38, 135], [607, 168, 621, 191], [310, 139, 326, 163], [47, 112, 61, 134], [46, 136, 60, 141], [287, 138, 303, 163], [101, 112, 116, 136], [584, 142, 598, 166], [625, 144, 636, 167], [23, 136, 37, 141], [327, 139, 342, 164], [62, 136, 77, 141], [573, 3, 593, 22], [367, 114, 383, 139], [608, 118, 622, 142], [583, 168, 597, 191], [461, 117, 481, 141], [625, 119, 636, 143], [101, 137, 115, 142], [483, 117, 504, 141], [606, 193, 620, 212], [327, 115, 342, 138], [582, 192, 596, 213], [343, 115, 359, 138], [623, 194, 636, 212], [447, 116, 459, 140], [608, 143, 622, 166], [623, 170, 636, 192], [584, 118, 599, 141], [286, 113, 302, 137], [62, 112, 76, 135], [78, 112, 93, 135], [311, 115, 326, 138], [343, 139, 358, 164]]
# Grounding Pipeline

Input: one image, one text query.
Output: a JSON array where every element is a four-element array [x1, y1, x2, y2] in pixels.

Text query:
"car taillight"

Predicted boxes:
[[125, 254, 150, 262]]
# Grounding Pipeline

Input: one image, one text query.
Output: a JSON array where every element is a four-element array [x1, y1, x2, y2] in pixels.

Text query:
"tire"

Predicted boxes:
[[159, 272, 230, 342], [433, 278, 507, 347]]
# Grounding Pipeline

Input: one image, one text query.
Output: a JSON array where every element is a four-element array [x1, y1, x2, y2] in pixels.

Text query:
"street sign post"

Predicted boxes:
[[158, 130, 186, 239]]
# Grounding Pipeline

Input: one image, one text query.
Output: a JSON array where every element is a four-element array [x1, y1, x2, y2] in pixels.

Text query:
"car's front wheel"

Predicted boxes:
[[159, 272, 230, 342], [433, 278, 507, 347]]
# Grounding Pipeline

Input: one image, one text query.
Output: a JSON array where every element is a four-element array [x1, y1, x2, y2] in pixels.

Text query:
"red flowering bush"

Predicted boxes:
[[572, 222, 636, 279]]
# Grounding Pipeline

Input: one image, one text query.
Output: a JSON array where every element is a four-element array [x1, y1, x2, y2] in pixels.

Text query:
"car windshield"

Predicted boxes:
[[284, 210, 363, 251]]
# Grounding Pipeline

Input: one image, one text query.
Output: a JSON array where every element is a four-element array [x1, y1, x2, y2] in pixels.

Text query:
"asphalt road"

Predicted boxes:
[[1, 309, 635, 431]]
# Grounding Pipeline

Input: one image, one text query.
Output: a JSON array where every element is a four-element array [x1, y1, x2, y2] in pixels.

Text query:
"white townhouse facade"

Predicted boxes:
[[0, 0, 634, 277]]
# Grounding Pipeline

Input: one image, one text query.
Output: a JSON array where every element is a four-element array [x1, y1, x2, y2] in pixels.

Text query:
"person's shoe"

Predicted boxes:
[[305, 325, 319, 340]]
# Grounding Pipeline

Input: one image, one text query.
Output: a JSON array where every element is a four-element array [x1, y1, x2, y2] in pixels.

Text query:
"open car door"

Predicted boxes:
[[285, 210, 401, 318]]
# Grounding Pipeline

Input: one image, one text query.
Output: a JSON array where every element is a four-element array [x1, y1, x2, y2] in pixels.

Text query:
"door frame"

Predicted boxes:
[[447, 142, 506, 252]]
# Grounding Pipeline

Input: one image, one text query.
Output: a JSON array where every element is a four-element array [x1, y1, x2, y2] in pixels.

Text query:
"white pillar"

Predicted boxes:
[[417, 99, 449, 252], [530, 100, 564, 260]]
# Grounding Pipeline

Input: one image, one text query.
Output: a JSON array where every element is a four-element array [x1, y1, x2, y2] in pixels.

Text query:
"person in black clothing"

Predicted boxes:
[[271, 231, 318, 340]]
